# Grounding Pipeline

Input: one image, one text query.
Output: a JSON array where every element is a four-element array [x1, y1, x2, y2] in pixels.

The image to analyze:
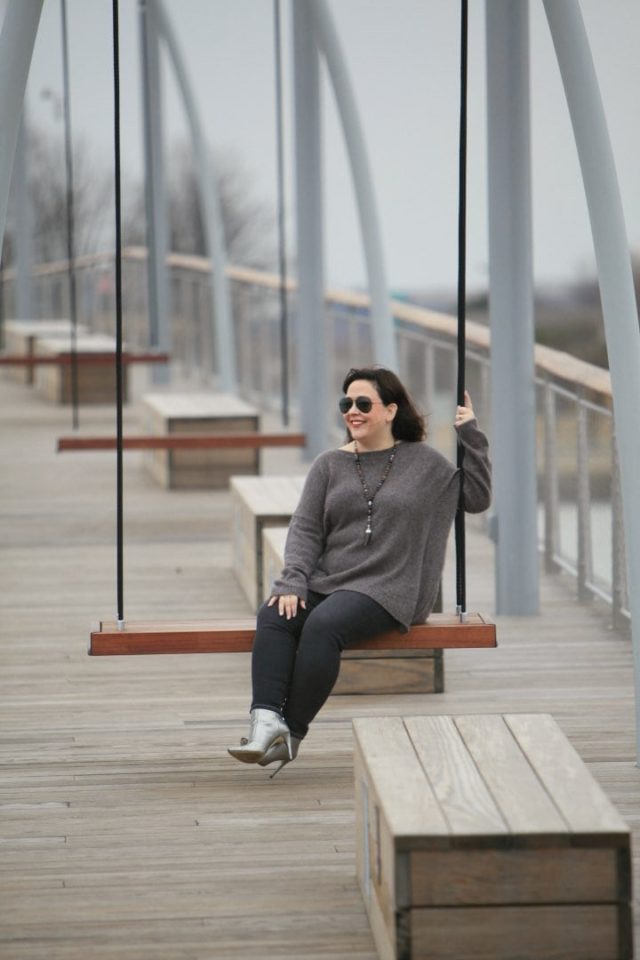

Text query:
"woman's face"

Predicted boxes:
[[342, 379, 397, 446]]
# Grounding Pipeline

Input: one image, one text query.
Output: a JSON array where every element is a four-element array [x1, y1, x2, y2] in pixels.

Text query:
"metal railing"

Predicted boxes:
[[0, 250, 627, 626]]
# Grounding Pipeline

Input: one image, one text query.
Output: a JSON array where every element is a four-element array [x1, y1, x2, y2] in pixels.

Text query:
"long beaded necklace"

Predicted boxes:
[[353, 441, 397, 544]]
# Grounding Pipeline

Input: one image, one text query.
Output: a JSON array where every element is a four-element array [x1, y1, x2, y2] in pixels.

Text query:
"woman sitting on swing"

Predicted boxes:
[[228, 366, 491, 776]]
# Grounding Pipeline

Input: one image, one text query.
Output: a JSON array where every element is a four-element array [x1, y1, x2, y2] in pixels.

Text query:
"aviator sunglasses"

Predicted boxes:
[[339, 395, 385, 415]]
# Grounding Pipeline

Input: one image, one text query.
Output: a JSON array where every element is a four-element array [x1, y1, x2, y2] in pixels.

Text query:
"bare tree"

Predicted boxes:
[[2, 128, 275, 273], [2, 126, 113, 267], [124, 140, 275, 270]]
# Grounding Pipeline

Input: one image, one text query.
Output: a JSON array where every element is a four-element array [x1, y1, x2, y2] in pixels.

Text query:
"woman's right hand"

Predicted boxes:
[[268, 594, 306, 620]]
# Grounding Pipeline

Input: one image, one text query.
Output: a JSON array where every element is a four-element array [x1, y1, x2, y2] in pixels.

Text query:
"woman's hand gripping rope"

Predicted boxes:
[[454, 390, 475, 428]]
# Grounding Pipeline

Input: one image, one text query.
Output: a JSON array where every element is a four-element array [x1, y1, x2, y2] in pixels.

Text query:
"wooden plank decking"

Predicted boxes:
[[1, 371, 638, 959]]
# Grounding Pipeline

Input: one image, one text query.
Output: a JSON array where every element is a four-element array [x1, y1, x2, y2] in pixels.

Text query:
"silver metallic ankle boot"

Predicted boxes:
[[227, 708, 292, 765]]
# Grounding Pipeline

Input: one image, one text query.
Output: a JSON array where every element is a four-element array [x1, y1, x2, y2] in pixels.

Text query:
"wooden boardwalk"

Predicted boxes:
[[1, 371, 638, 959]]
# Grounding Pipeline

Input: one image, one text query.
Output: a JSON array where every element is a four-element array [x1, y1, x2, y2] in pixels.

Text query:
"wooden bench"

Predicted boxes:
[[1, 319, 87, 385], [231, 475, 306, 610], [262, 526, 445, 696], [34, 333, 127, 404], [141, 393, 262, 489], [354, 713, 632, 960]]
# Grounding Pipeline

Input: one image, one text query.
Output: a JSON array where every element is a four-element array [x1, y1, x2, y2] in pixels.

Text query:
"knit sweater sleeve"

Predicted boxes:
[[456, 418, 492, 513], [269, 455, 330, 600]]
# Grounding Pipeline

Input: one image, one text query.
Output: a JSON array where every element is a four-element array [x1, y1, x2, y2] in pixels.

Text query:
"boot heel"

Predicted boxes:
[[269, 759, 289, 779], [258, 735, 301, 778]]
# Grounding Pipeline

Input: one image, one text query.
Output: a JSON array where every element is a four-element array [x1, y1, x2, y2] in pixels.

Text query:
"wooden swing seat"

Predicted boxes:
[[89, 612, 496, 656], [57, 432, 306, 452], [0, 351, 169, 367]]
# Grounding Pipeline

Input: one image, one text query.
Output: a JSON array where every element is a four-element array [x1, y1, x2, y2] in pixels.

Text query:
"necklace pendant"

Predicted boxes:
[[365, 525, 372, 545]]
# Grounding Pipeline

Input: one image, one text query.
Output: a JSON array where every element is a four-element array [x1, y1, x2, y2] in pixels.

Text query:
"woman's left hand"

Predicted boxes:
[[454, 390, 475, 428]]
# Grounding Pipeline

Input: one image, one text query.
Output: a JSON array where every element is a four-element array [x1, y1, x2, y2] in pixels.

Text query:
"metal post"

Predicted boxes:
[[293, 0, 327, 457], [155, 0, 236, 391], [575, 390, 593, 603], [0, 0, 44, 249], [139, 0, 170, 384], [542, 381, 560, 574], [543, 0, 640, 762], [611, 433, 626, 631], [485, 0, 539, 615], [310, 0, 397, 371]]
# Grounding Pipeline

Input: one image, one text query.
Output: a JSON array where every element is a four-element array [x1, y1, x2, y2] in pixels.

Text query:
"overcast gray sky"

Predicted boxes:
[[13, 0, 640, 294]]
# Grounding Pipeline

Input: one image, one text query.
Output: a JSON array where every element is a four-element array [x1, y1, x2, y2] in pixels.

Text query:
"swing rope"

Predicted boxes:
[[273, 0, 290, 427], [112, 0, 125, 628], [102, 0, 481, 643], [454, 0, 468, 620]]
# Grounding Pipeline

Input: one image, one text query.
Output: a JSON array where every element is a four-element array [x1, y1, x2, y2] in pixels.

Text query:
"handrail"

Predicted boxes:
[[0, 250, 614, 400]]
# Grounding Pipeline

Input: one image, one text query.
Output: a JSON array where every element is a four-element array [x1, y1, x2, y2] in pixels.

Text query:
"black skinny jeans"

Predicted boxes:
[[251, 589, 400, 739]]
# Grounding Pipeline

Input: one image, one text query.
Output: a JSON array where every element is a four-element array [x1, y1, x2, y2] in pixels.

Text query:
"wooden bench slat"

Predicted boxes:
[[409, 847, 624, 908], [504, 713, 630, 841], [57, 432, 306, 452], [410, 903, 626, 960], [453, 715, 569, 842], [89, 613, 497, 656], [232, 475, 306, 515], [404, 716, 508, 840], [353, 717, 449, 843]]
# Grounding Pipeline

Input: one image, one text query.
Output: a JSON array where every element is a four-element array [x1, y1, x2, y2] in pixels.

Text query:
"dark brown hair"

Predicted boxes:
[[342, 366, 426, 442]]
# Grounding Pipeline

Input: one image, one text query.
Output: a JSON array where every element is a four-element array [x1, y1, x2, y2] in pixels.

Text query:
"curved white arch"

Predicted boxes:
[[543, 0, 640, 758], [0, 1, 43, 249], [155, 0, 236, 390], [310, 0, 396, 370]]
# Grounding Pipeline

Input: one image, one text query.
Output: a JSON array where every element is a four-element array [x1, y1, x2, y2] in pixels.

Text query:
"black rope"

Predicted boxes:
[[60, 0, 79, 429], [273, 0, 289, 426], [454, 0, 468, 617], [112, 0, 125, 625]]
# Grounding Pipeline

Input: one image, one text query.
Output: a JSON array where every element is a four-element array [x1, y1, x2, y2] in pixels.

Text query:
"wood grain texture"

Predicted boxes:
[[89, 613, 496, 655], [409, 847, 622, 906], [356, 713, 632, 958], [334, 657, 437, 696], [410, 904, 628, 960], [353, 718, 448, 846], [504, 712, 631, 842], [453, 714, 570, 843], [57, 432, 306, 451], [404, 715, 507, 839]]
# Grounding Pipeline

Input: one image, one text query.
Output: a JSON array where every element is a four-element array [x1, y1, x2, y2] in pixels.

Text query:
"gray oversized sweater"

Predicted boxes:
[[271, 419, 491, 629]]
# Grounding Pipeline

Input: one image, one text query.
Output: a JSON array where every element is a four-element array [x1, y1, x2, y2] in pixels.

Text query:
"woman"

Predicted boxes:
[[228, 366, 491, 776]]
